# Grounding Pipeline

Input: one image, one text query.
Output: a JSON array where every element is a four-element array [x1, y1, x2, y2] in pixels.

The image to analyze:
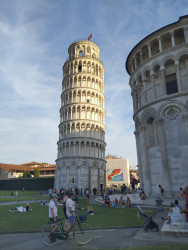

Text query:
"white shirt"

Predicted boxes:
[[17, 206, 26, 212], [169, 207, 183, 223], [66, 198, 75, 217], [49, 200, 57, 218]]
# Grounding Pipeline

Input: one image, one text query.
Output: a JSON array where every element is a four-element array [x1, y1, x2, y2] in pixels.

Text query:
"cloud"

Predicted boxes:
[[0, 0, 187, 166]]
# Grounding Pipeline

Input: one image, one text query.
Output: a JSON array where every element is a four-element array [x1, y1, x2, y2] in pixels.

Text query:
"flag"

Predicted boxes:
[[88, 33, 92, 41]]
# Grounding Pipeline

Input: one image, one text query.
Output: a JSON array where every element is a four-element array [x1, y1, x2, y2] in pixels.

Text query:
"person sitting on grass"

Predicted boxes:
[[115, 198, 119, 207], [125, 197, 131, 207], [161, 202, 183, 224], [11, 203, 31, 212], [87, 205, 94, 215], [119, 195, 124, 206], [104, 196, 111, 208], [111, 200, 116, 208]]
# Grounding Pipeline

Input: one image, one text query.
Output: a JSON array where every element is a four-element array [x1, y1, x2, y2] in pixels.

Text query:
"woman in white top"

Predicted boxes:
[[167, 203, 183, 224]]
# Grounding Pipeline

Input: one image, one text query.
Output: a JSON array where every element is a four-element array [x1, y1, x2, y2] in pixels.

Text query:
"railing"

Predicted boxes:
[[64, 55, 104, 65], [70, 38, 99, 47]]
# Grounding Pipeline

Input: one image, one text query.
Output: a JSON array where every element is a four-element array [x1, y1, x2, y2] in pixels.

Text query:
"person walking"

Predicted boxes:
[[62, 191, 69, 231], [159, 185, 164, 198], [180, 186, 188, 223]]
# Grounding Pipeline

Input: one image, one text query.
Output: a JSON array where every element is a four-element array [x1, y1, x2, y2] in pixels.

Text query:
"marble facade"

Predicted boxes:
[[55, 40, 106, 191], [126, 16, 188, 197]]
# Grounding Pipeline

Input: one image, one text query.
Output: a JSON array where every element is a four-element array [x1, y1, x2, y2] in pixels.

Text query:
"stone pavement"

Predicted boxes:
[[1, 221, 188, 250]]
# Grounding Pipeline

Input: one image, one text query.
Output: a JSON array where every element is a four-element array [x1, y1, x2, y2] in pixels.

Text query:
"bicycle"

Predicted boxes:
[[41, 208, 93, 246]]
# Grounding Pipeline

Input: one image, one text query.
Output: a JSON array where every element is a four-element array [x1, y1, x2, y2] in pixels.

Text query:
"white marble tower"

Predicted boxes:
[[55, 39, 106, 191]]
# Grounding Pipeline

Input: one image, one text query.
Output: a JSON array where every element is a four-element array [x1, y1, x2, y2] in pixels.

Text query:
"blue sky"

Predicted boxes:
[[0, 0, 187, 166]]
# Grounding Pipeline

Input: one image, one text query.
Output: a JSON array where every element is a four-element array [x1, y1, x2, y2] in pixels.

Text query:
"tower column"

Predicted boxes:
[[155, 119, 173, 197], [157, 37, 162, 52], [134, 130, 143, 189], [160, 66, 166, 95], [66, 166, 70, 188], [175, 61, 183, 91], [139, 125, 152, 196], [150, 71, 157, 99]]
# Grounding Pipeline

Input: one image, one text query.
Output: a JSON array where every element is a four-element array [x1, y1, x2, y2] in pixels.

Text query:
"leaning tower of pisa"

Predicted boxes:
[[55, 39, 106, 191]]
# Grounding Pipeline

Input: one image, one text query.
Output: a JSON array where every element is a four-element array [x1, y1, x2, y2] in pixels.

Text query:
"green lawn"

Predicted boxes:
[[0, 199, 153, 232], [113, 245, 188, 250], [0, 190, 48, 203], [0, 197, 44, 202], [0, 190, 40, 196]]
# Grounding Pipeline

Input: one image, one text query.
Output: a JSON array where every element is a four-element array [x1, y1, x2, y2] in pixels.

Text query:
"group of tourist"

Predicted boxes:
[[107, 183, 140, 196], [48, 187, 98, 202], [102, 195, 132, 208]]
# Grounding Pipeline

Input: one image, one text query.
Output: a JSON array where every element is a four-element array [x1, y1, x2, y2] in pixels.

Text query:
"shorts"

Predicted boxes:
[[88, 210, 94, 215], [49, 216, 57, 222], [68, 215, 75, 223]]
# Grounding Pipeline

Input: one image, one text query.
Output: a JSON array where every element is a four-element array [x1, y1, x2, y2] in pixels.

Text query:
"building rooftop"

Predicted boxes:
[[0, 162, 55, 172]]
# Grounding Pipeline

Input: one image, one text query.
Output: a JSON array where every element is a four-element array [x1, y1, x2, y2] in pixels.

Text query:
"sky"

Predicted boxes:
[[0, 0, 187, 166]]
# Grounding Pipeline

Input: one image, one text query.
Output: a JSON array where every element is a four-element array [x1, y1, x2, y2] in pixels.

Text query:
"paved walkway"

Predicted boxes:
[[1, 221, 188, 250]]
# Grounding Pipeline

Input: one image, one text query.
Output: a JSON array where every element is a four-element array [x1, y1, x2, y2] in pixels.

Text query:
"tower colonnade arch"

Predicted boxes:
[[62, 75, 105, 93], [130, 49, 188, 113], [61, 89, 105, 108], [58, 121, 105, 141], [60, 105, 105, 124]]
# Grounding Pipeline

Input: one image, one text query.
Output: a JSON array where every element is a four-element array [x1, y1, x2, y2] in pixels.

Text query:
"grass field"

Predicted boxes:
[[0, 190, 48, 203], [0, 199, 153, 232], [0, 190, 40, 196], [116, 244, 188, 250]]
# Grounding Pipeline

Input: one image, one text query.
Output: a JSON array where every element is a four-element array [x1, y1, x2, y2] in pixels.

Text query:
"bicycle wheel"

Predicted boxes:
[[41, 223, 61, 246], [73, 222, 93, 245]]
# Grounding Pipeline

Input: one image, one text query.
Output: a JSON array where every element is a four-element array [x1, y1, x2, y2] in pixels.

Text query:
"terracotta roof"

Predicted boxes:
[[0, 162, 56, 172], [105, 155, 120, 159]]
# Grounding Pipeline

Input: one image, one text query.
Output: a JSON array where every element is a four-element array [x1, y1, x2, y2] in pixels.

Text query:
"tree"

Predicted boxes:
[[22, 171, 27, 178], [26, 172, 32, 178], [34, 168, 40, 178], [22, 171, 32, 178]]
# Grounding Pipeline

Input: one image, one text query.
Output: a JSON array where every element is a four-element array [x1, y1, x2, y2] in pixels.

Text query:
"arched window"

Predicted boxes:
[[165, 73, 178, 95], [79, 50, 83, 57]]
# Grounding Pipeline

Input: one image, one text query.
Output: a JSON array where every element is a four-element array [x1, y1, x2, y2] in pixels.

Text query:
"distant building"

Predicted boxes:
[[126, 16, 188, 197], [106, 155, 130, 186], [0, 162, 55, 180]]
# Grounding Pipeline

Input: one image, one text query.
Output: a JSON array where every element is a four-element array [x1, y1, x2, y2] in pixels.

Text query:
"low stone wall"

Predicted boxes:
[[0, 177, 54, 190]]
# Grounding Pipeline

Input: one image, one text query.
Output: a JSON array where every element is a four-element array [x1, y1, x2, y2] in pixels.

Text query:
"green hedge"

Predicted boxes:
[[0, 177, 54, 190]]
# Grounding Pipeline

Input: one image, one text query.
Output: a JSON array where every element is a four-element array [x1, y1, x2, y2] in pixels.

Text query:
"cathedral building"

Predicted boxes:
[[55, 39, 106, 191], [126, 16, 188, 197]]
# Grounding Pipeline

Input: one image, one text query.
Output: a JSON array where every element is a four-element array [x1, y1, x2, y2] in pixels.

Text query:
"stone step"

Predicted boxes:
[[161, 221, 188, 236]]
